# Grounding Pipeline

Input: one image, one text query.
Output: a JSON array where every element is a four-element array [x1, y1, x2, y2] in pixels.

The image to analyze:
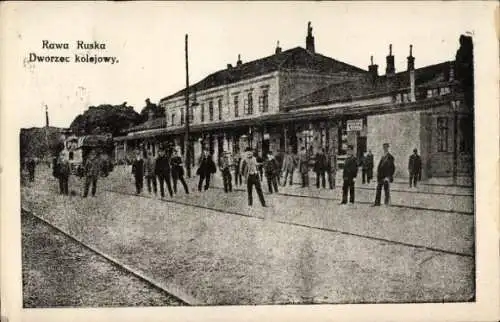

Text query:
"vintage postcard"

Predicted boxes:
[[1, 1, 499, 322]]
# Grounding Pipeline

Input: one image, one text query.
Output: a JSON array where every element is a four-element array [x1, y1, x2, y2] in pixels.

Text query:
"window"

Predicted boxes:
[[171, 113, 175, 126], [180, 108, 184, 125], [259, 88, 269, 112], [209, 101, 214, 121], [427, 90, 433, 98], [200, 103, 205, 122], [234, 95, 239, 117], [459, 116, 474, 153], [218, 99, 223, 120], [247, 92, 253, 115], [188, 107, 194, 123], [402, 93, 409, 103], [440, 87, 451, 96], [437, 117, 448, 152]]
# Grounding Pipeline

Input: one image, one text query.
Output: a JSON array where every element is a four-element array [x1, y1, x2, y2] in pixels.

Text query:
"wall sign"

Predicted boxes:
[[346, 119, 363, 131]]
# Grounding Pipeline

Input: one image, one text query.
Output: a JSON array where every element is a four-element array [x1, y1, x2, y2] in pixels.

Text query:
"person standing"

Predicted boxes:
[[233, 149, 243, 187], [365, 150, 374, 184], [241, 147, 266, 207], [197, 149, 216, 191], [264, 151, 279, 194], [131, 151, 144, 195], [327, 150, 337, 189], [373, 143, 396, 206], [155, 148, 173, 198], [408, 148, 422, 188], [314, 148, 327, 189], [341, 146, 358, 204], [27, 157, 36, 182], [144, 151, 157, 195], [171, 149, 189, 194], [256, 151, 264, 180], [56, 154, 71, 195], [83, 150, 101, 198], [219, 151, 233, 193], [298, 147, 309, 187], [281, 147, 296, 186]]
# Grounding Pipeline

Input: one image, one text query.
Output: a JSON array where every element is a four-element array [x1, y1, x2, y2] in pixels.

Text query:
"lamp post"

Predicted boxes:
[[451, 99, 460, 185]]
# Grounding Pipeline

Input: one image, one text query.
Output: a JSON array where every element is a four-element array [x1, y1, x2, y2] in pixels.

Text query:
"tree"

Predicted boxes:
[[69, 102, 142, 137], [139, 98, 164, 123]]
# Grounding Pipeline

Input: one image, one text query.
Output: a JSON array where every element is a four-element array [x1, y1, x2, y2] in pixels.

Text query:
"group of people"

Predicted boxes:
[[43, 140, 422, 210], [51, 150, 104, 197], [131, 148, 189, 198]]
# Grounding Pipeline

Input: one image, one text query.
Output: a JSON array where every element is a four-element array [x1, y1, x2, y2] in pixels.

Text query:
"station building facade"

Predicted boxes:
[[114, 26, 474, 181]]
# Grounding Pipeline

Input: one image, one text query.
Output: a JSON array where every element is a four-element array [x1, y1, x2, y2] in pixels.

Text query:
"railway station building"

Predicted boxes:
[[114, 24, 474, 181]]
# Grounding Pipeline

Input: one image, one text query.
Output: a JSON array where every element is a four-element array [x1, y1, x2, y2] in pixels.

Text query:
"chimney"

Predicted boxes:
[[407, 44, 415, 71], [306, 21, 315, 53], [448, 61, 455, 81], [236, 54, 242, 67], [368, 55, 379, 82], [227, 63, 232, 69], [386, 44, 395, 76], [275, 41, 282, 54]]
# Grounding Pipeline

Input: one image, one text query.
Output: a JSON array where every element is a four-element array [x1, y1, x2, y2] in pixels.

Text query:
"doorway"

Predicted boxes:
[[357, 136, 367, 160]]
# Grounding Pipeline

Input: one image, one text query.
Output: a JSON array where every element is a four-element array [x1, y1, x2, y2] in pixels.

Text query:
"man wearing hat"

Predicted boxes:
[[408, 148, 422, 188], [83, 149, 102, 197], [219, 150, 233, 193], [341, 145, 358, 204], [241, 147, 266, 207], [373, 143, 395, 206]]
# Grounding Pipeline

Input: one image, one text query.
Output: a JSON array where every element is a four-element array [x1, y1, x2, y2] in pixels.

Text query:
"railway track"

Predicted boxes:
[[105, 188, 474, 258], [22, 208, 195, 306]]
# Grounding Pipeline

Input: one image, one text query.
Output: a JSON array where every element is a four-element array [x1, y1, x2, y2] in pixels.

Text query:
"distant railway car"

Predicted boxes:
[[61, 134, 114, 176]]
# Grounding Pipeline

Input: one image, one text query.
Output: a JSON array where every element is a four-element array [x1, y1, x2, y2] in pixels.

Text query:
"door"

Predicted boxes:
[[357, 136, 367, 160]]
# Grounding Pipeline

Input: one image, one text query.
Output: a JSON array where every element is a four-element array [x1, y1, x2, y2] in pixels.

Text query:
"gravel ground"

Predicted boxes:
[[21, 166, 475, 306], [22, 212, 184, 307]]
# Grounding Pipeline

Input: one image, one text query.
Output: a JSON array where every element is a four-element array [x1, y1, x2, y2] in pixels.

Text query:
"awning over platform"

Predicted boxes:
[[114, 96, 456, 142]]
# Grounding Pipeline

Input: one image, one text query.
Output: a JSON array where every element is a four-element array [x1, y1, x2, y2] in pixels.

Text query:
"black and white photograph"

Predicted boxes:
[[1, 2, 498, 322]]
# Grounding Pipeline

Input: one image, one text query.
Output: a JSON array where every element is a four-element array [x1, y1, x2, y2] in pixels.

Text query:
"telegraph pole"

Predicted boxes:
[[44, 104, 50, 162], [184, 34, 191, 177]]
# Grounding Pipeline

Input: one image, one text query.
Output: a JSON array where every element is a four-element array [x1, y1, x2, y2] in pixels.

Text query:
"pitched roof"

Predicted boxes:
[[160, 47, 367, 102], [285, 61, 453, 109], [125, 117, 167, 132]]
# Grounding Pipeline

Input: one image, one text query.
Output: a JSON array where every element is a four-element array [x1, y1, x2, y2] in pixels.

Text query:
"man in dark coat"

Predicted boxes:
[[197, 149, 216, 191], [365, 150, 374, 183], [326, 150, 337, 189], [408, 148, 422, 188], [314, 148, 327, 189], [83, 150, 102, 197], [171, 149, 189, 194], [298, 147, 309, 187], [341, 145, 358, 204], [219, 151, 233, 193], [131, 151, 144, 195], [373, 143, 396, 206], [264, 151, 279, 194], [57, 154, 70, 195], [155, 148, 173, 198]]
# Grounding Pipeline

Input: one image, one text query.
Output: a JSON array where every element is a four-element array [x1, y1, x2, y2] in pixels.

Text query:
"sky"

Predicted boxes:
[[2, 1, 487, 129]]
